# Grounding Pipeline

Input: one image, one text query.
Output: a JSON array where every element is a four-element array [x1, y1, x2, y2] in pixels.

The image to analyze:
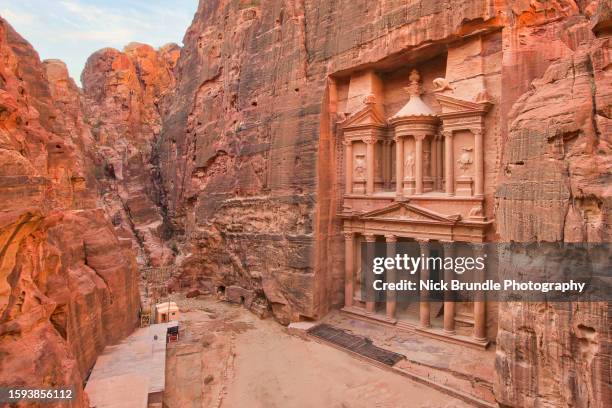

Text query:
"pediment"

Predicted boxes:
[[341, 103, 386, 130], [435, 94, 492, 115], [359, 202, 460, 223]]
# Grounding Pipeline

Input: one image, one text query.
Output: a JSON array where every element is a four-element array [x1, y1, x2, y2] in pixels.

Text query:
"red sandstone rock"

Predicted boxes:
[[81, 42, 179, 269], [186, 288, 201, 298], [0, 1, 610, 407], [156, 1, 610, 407], [0, 17, 140, 405]]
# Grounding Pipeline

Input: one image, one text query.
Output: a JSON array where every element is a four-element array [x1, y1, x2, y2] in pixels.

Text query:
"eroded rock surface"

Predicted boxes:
[[81, 42, 180, 269], [0, 1, 609, 407], [156, 1, 610, 406], [494, 7, 610, 407], [0, 18, 140, 404]]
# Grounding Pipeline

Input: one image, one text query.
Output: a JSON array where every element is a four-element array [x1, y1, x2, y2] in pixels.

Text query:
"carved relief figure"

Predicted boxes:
[[423, 149, 431, 176], [432, 77, 453, 92], [469, 204, 484, 218], [354, 155, 366, 180], [457, 147, 473, 174], [404, 151, 415, 178]]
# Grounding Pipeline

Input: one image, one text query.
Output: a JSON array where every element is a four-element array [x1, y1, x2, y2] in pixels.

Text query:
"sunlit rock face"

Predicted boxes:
[[0, 17, 140, 404], [0, 0, 609, 406], [157, 1, 610, 406]]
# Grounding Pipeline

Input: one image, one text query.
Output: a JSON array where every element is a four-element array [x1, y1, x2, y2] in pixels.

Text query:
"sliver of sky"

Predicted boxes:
[[0, 0, 198, 86]]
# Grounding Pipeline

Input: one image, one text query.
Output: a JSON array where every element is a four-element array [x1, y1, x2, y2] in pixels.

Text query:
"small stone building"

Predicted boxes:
[[154, 301, 179, 324]]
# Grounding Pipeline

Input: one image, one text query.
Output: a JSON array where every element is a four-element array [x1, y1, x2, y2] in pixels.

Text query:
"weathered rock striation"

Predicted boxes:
[[0, 1, 610, 407], [0, 17, 140, 405], [156, 0, 610, 406], [81, 42, 180, 269], [493, 4, 611, 406]]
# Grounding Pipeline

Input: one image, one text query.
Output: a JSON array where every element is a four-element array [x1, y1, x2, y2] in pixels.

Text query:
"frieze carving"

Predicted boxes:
[[469, 204, 484, 218]]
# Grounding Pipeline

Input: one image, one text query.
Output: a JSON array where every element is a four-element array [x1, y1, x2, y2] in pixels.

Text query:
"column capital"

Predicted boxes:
[[384, 234, 397, 243], [363, 137, 377, 145], [343, 231, 354, 240], [471, 128, 483, 137], [394, 135, 403, 143], [342, 139, 353, 147], [443, 130, 453, 138], [363, 233, 377, 242], [415, 238, 430, 250], [414, 133, 427, 141]]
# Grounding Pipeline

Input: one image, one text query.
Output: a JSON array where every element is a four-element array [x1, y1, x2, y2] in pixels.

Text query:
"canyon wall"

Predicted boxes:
[[0, 1, 609, 407], [493, 2, 610, 407], [81, 43, 180, 269], [157, 0, 503, 323], [158, 0, 610, 406], [0, 18, 140, 405]]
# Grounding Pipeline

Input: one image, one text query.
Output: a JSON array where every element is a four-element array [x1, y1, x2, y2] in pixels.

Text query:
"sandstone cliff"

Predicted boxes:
[[0, 18, 140, 405], [0, 1, 609, 407], [81, 42, 180, 269], [494, 3, 610, 406], [156, 0, 610, 406]]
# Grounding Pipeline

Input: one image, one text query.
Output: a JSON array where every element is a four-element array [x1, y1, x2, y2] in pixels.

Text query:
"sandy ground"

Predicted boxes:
[[163, 296, 470, 408]]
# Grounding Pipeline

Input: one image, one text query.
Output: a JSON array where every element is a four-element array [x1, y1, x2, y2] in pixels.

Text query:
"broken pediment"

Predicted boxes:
[[359, 202, 460, 223], [435, 93, 492, 116], [341, 95, 386, 130]]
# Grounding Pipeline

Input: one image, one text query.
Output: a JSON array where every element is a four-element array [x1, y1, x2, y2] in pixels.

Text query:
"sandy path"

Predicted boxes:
[[164, 296, 468, 408]]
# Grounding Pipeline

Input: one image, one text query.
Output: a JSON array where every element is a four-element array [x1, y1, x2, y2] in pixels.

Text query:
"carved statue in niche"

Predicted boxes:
[[354, 154, 366, 180], [404, 151, 415, 178], [423, 149, 431, 176], [457, 147, 473, 174]]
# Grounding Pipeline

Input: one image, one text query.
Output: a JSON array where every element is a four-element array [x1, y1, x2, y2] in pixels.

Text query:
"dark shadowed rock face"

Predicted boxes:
[[0, 18, 140, 405]]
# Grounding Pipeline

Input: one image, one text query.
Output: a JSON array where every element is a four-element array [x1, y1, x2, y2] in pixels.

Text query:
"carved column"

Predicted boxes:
[[344, 232, 354, 307], [385, 234, 397, 319], [444, 131, 454, 196], [382, 140, 390, 189], [442, 240, 456, 334], [395, 137, 404, 197], [344, 141, 353, 194], [437, 134, 443, 190], [417, 238, 430, 328], [431, 137, 438, 190], [473, 129, 484, 197], [364, 233, 377, 313], [415, 135, 424, 195], [365, 138, 375, 195], [472, 243, 487, 342]]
